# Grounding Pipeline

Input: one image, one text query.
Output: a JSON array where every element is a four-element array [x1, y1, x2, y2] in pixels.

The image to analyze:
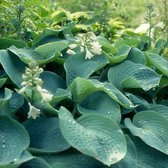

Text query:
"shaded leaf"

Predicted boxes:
[[23, 117, 70, 153], [77, 91, 121, 123]]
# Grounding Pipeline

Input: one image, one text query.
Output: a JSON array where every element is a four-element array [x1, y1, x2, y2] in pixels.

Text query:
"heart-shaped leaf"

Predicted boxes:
[[108, 60, 161, 91], [59, 107, 127, 166], [125, 111, 168, 155]]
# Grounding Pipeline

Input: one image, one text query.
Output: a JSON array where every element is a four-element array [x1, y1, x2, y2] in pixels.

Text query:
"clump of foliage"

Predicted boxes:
[[0, 0, 168, 167], [0, 20, 168, 168]]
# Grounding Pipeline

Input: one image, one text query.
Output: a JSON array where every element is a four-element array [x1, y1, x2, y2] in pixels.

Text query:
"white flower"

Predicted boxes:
[[85, 47, 94, 59], [69, 44, 78, 49], [36, 86, 53, 102], [90, 41, 102, 55], [28, 103, 41, 119], [66, 49, 76, 55]]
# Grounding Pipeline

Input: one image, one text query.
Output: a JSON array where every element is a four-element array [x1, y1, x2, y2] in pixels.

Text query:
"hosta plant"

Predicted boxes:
[[0, 23, 168, 168]]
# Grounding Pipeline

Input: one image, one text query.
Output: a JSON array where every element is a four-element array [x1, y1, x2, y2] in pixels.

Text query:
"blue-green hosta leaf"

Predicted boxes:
[[10, 93, 24, 113], [64, 53, 109, 85], [0, 115, 29, 165], [19, 157, 51, 168], [113, 135, 137, 168], [35, 41, 69, 58], [77, 91, 121, 123], [0, 50, 26, 87], [23, 117, 70, 153], [40, 71, 66, 94], [59, 107, 127, 166], [131, 136, 168, 168], [125, 93, 150, 111], [124, 111, 168, 155], [148, 104, 168, 120], [145, 52, 168, 76], [104, 45, 131, 63], [8, 46, 56, 65], [108, 60, 161, 91], [127, 47, 146, 64], [69, 77, 134, 109], [41, 152, 104, 168], [50, 89, 71, 105]]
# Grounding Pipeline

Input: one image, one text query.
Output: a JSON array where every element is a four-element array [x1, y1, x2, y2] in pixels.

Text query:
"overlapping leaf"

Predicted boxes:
[[77, 91, 121, 123], [125, 111, 168, 155], [145, 52, 168, 76], [108, 60, 161, 91], [69, 77, 134, 109]]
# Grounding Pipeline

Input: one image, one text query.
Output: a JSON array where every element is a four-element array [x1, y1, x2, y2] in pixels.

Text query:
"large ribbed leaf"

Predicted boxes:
[[23, 117, 70, 153], [0, 115, 29, 165], [125, 111, 168, 155], [131, 136, 168, 168], [35, 41, 68, 58], [59, 107, 127, 166], [0, 50, 26, 87], [108, 60, 161, 91], [64, 53, 109, 85], [77, 91, 121, 123], [148, 104, 168, 120], [69, 77, 134, 109], [146, 52, 168, 76], [41, 152, 104, 168], [8, 46, 56, 65]]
